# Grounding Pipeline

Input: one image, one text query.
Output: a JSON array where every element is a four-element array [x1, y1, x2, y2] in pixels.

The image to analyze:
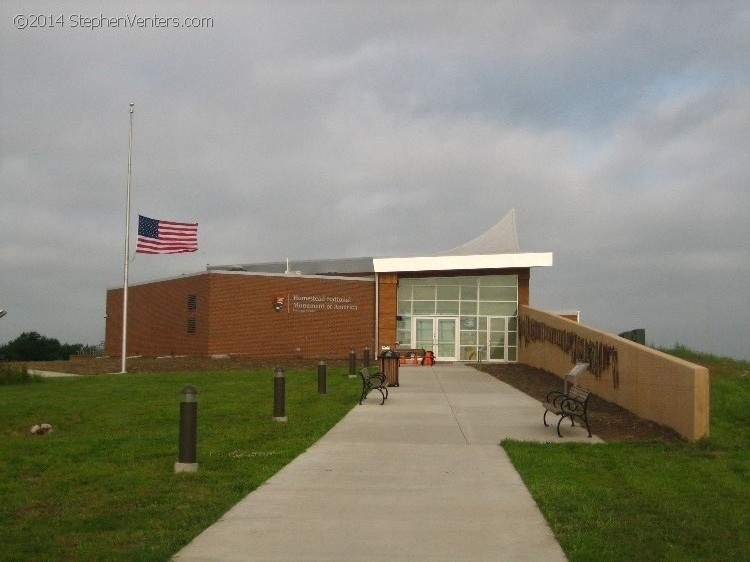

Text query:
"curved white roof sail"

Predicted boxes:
[[436, 208, 519, 255], [373, 208, 552, 273]]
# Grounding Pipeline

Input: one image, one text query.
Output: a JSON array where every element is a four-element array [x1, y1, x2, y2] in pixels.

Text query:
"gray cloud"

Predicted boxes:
[[2, 1, 748, 359]]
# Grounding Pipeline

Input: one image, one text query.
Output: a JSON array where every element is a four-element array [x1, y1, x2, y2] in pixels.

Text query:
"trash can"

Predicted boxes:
[[379, 350, 400, 387]]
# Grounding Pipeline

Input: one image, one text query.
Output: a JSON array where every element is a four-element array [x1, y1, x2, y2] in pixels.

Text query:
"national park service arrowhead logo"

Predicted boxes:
[[273, 295, 285, 311]]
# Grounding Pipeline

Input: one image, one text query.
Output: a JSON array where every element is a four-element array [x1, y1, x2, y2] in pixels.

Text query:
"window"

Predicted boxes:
[[187, 318, 196, 333], [397, 275, 518, 361], [187, 295, 197, 310]]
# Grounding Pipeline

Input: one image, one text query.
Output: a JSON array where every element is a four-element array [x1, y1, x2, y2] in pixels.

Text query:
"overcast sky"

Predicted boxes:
[[2, 1, 748, 360]]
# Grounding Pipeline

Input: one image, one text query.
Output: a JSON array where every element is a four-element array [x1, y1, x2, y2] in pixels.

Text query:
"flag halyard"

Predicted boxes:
[[136, 215, 198, 254]]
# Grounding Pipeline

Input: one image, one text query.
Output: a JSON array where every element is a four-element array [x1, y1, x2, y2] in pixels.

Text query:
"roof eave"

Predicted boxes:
[[372, 252, 553, 273]]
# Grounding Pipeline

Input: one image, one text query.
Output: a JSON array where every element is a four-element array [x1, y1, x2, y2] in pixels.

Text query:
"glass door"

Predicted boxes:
[[414, 318, 434, 352], [436, 318, 457, 361], [413, 317, 458, 361], [488, 317, 507, 361]]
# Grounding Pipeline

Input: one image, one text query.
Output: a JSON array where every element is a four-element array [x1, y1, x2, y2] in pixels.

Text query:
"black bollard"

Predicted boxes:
[[349, 348, 356, 378], [175, 385, 198, 473], [273, 365, 287, 422], [318, 359, 327, 395], [363, 346, 370, 368]]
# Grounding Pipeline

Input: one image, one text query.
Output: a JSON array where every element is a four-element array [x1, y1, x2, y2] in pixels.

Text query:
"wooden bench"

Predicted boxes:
[[543, 385, 592, 438], [359, 368, 388, 405]]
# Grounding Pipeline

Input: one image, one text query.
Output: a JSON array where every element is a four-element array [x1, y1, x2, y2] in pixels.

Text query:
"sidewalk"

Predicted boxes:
[[174, 363, 599, 561]]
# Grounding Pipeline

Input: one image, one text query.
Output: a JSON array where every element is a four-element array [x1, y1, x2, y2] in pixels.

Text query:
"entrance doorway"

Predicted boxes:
[[413, 317, 458, 361], [487, 316, 507, 361]]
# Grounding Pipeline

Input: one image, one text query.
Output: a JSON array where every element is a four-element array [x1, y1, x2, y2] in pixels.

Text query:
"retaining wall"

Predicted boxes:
[[518, 306, 709, 441]]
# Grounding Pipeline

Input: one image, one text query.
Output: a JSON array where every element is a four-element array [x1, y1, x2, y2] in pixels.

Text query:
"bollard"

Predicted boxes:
[[363, 346, 370, 368], [318, 359, 327, 395], [175, 385, 198, 473], [348, 348, 356, 378], [273, 365, 287, 422]]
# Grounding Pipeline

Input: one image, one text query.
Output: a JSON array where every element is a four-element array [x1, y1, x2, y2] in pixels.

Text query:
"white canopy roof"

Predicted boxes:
[[436, 208, 520, 255], [373, 209, 552, 273]]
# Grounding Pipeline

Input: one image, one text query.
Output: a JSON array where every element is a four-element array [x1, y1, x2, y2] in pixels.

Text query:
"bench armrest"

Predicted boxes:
[[560, 396, 586, 416]]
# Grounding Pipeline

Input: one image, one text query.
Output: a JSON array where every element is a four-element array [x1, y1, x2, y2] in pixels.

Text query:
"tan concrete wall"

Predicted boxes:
[[518, 306, 709, 441]]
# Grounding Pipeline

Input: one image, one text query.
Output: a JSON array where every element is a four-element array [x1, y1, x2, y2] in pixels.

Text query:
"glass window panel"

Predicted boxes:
[[478, 330, 487, 344], [413, 286, 436, 300], [508, 332, 517, 346], [460, 346, 478, 361], [460, 301, 477, 315], [460, 285, 478, 300], [489, 330, 505, 347], [489, 317, 506, 332], [437, 319, 456, 341], [479, 275, 517, 287], [490, 346, 505, 360], [397, 330, 411, 347], [479, 286, 517, 301], [437, 343, 454, 357], [436, 301, 459, 315], [415, 319, 434, 349], [478, 317, 487, 330], [397, 300, 412, 315], [413, 301, 436, 314], [507, 347, 517, 362], [460, 316, 477, 330], [437, 285, 460, 300], [398, 278, 416, 289], [508, 317, 517, 331], [460, 331, 477, 345], [479, 302, 517, 316]]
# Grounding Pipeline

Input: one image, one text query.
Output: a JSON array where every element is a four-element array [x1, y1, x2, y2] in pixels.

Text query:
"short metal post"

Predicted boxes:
[[318, 359, 327, 395], [349, 348, 356, 378], [363, 346, 370, 368], [273, 365, 287, 422], [175, 385, 198, 473]]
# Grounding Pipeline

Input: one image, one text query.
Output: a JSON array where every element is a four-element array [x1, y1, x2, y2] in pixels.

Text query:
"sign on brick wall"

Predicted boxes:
[[290, 294, 359, 313]]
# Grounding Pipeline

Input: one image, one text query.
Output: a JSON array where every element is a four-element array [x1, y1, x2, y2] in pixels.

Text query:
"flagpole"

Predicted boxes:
[[120, 102, 134, 374]]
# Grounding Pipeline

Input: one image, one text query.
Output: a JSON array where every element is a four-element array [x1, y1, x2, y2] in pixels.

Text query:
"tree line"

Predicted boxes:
[[0, 332, 89, 361]]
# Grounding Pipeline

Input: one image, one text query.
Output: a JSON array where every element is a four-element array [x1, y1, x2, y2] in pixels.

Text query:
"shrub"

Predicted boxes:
[[0, 365, 43, 385]]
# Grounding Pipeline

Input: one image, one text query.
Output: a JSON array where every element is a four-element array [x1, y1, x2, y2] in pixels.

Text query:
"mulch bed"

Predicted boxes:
[[480, 363, 684, 442]]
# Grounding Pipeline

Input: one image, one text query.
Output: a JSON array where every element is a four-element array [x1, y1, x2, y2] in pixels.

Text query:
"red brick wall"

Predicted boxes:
[[105, 274, 210, 357], [106, 272, 375, 360]]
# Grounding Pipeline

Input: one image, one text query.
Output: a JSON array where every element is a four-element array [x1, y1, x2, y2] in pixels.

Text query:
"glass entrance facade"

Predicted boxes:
[[396, 275, 518, 362]]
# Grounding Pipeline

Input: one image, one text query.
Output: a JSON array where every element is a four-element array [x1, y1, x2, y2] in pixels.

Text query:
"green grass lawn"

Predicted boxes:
[[3, 352, 748, 561], [0, 366, 360, 561], [503, 348, 750, 561]]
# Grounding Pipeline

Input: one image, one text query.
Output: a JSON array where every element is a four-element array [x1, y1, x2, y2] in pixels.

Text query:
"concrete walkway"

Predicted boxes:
[[27, 370, 82, 378], [174, 363, 600, 561]]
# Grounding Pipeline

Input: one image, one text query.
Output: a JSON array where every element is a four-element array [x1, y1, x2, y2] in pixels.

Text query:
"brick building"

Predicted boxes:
[[105, 210, 553, 362]]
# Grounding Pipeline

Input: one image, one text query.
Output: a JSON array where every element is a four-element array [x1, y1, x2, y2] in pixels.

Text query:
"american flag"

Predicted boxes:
[[136, 215, 198, 254]]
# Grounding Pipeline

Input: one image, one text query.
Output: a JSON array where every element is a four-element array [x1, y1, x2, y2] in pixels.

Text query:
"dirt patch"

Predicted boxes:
[[14, 355, 327, 376], [480, 363, 683, 443]]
